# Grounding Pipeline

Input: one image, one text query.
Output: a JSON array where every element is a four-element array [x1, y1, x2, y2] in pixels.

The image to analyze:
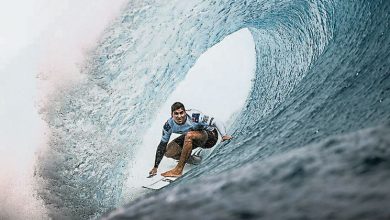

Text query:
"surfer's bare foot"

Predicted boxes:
[[161, 168, 183, 177]]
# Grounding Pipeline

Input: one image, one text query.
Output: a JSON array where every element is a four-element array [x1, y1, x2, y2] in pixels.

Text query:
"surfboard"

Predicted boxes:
[[142, 149, 203, 190], [142, 175, 177, 190]]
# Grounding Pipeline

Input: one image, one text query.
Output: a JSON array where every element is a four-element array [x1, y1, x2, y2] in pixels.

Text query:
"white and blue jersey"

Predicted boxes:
[[160, 110, 227, 143]]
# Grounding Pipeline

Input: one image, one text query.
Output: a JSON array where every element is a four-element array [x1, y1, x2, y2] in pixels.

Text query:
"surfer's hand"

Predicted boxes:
[[149, 167, 157, 176], [222, 135, 232, 142]]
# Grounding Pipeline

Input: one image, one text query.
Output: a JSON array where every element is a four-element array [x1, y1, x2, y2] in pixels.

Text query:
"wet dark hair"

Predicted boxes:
[[171, 102, 186, 113]]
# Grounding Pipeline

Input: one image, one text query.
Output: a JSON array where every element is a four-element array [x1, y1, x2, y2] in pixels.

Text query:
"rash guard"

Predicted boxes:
[[153, 110, 227, 168]]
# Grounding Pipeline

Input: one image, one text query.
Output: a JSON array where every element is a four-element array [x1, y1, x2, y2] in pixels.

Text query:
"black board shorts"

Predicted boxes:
[[172, 129, 219, 149]]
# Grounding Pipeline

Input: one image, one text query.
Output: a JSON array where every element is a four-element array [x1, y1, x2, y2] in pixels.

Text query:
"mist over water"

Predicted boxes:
[[0, 0, 126, 219]]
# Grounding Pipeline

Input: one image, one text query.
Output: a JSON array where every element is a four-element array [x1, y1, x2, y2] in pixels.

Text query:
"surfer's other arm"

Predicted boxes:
[[209, 117, 232, 142], [149, 121, 172, 175], [154, 141, 168, 168]]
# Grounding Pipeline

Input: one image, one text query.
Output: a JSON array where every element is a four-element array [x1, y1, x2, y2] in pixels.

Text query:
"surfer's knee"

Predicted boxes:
[[185, 131, 195, 139], [186, 130, 207, 143], [165, 142, 181, 158], [185, 131, 203, 140]]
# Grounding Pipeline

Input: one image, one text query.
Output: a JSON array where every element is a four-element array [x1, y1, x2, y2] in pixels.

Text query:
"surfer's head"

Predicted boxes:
[[171, 102, 186, 125]]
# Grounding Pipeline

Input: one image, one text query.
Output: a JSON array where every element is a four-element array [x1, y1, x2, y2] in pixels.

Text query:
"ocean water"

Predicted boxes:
[[33, 0, 390, 219]]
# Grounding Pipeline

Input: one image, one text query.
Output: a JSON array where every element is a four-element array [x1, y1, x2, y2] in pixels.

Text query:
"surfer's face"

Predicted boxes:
[[172, 108, 186, 125]]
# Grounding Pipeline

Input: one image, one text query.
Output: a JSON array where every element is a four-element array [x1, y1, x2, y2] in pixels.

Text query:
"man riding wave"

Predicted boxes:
[[149, 102, 232, 177]]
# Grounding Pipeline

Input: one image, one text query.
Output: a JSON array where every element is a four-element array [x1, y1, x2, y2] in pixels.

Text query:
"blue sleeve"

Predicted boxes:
[[161, 120, 172, 142]]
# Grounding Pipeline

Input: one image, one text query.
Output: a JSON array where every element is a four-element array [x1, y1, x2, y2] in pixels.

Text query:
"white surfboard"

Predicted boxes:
[[142, 175, 177, 190], [142, 149, 203, 190]]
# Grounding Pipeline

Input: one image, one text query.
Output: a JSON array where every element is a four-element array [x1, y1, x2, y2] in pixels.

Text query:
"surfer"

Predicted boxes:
[[149, 102, 232, 177]]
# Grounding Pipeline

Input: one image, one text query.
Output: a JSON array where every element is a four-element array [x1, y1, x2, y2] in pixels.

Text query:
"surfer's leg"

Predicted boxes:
[[164, 135, 185, 160], [202, 129, 219, 149], [162, 130, 207, 177], [178, 130, 207, 167]]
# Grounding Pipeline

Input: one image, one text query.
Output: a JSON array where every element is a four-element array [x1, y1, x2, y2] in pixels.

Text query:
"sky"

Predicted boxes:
[[0, 1, 255, 219]]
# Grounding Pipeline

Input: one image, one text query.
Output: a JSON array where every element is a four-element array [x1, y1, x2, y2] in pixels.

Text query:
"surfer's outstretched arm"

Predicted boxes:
[[210, 117, 232, 141]]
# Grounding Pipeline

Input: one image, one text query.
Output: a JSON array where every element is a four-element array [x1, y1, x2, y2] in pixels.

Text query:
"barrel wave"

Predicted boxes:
[[35, 0, 390, 219]]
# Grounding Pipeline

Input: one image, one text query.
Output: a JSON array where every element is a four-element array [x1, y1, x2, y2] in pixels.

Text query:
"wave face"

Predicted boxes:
[[36, 0, 390, 219]]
